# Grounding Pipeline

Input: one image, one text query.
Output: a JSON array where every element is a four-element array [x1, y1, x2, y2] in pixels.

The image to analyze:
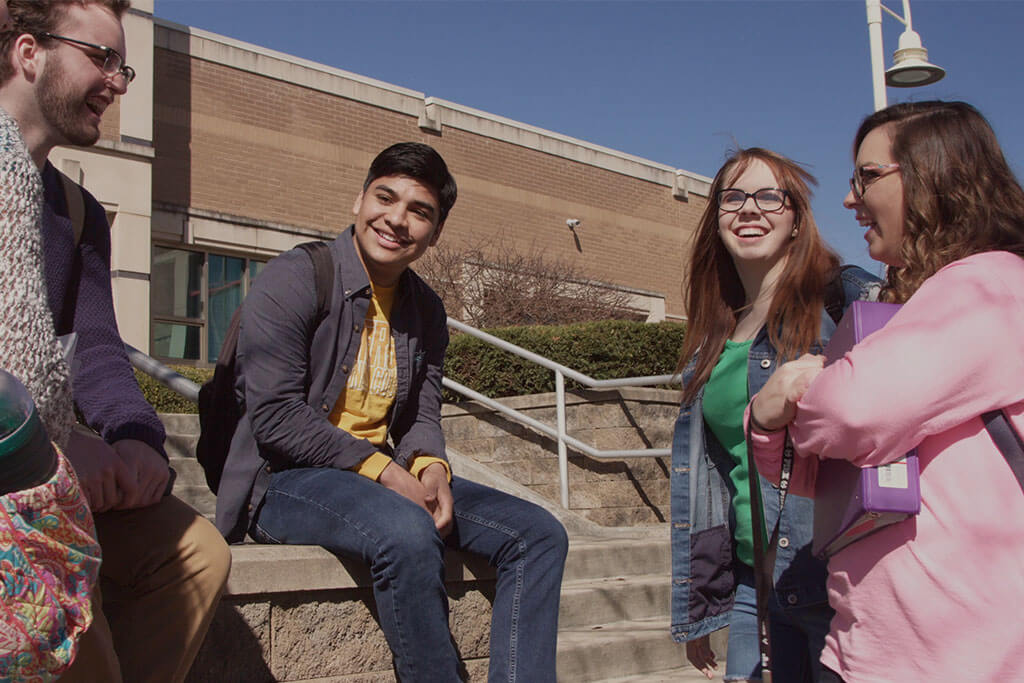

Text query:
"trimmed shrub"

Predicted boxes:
[[134, 366, 210, 414], [138, 320, 686, 412], [444, 320, 685, 398]]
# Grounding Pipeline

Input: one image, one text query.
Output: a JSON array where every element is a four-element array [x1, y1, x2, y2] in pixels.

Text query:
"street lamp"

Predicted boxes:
[[865, 0, 945, 111]]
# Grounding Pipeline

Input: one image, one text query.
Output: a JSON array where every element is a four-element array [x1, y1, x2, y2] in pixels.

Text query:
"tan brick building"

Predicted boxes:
[[53, 2, 711, 365]]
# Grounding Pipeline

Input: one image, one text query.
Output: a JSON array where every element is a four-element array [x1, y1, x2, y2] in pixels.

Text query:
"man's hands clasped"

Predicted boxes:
[[379, 460, 453, 537]]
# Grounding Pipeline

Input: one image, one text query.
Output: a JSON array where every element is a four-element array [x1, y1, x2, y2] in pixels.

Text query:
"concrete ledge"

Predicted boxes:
[[227, 544, 496, 597]]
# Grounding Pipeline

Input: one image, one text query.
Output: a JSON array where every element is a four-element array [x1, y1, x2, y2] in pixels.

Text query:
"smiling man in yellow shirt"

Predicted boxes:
[[218, 143, 569, 682]]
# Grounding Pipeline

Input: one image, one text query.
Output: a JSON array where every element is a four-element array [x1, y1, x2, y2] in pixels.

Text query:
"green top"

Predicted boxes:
[[702, 339, 755, 567]]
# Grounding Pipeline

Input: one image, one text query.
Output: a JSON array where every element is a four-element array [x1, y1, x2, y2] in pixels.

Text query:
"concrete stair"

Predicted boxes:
[[161, 414, 717, 682], [557, 536, 714, 682]]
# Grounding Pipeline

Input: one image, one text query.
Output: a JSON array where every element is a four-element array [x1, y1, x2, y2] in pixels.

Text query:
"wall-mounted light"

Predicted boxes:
[[566, 219, 581, 229]]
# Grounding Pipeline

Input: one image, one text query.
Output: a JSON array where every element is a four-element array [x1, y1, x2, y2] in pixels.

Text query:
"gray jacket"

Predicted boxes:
[[215, 227, 449, 542]]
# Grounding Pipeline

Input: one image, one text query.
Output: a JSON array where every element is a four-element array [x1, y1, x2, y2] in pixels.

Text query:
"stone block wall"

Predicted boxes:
[[185, 548, 497, 683], [442, 388, 678, 526]]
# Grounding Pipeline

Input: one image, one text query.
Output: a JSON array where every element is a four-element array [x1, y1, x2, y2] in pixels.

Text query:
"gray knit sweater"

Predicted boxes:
[[0, 108, 73, 450]]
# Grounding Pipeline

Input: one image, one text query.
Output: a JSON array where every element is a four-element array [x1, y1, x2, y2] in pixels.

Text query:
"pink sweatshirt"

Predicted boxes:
[[749, 251, 1024, 682]]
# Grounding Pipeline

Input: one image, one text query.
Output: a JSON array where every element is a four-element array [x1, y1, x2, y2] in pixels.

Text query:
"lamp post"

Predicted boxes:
[[865, 0, 945, 111]]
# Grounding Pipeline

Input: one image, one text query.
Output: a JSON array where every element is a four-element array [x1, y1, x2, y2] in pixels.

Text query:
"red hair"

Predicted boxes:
[[678, 148, 839, 404]]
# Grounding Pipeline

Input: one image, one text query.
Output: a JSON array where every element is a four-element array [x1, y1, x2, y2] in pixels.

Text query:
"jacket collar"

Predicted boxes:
[[335, 224, 416, 300]]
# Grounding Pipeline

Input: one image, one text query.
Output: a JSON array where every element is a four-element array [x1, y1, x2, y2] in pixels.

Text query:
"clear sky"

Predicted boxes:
[[152, 0, 1024, 274]]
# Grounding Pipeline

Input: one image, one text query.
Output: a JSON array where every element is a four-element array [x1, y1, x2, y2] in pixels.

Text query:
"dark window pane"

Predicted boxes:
[[152, 247, 202, 319], [208, 254, 245, 361], [249, 260, 265, 287], [152, 322, 200, 361]]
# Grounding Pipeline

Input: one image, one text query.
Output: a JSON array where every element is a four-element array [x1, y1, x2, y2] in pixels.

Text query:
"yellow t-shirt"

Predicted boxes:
[[329, 284, 449, 482], [329, 283, 398, 447]]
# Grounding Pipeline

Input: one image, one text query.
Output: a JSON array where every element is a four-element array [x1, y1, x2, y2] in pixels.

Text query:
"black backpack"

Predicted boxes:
[[196, 241, 334, 494]]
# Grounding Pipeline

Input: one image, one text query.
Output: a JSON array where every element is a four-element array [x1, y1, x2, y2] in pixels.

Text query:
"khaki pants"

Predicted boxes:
[[61, 495, 231, 683]]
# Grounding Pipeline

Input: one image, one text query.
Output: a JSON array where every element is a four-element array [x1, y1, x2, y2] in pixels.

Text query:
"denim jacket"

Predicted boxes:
[[669, 265, 879, 642], [215, 226, 449, 543]]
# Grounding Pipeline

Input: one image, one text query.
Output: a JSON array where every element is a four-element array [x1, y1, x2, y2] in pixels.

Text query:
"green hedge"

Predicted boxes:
[[134, 366, 210, 414], [138, 320, 686, 412], [444, 320, 685, 398]]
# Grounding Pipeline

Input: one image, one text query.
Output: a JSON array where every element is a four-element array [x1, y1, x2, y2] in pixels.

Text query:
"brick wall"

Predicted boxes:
[[152, 46, 705, 317]]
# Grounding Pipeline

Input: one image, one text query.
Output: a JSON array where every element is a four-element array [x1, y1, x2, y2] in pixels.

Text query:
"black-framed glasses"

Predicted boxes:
[[716, 187, 789, 213], [850, 163, 900, 200], [37, 32, 135, 84]]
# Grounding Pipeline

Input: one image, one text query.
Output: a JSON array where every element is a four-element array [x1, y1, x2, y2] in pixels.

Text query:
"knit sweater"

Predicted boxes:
[[0, 108, 73, 450], [39, 162, 166, 456]]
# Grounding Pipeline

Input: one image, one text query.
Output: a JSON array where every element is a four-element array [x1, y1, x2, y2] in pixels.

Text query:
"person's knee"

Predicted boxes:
[[377, 505, 443, 568], [182, 510, 231, 571], [520, 506, 568, 560]]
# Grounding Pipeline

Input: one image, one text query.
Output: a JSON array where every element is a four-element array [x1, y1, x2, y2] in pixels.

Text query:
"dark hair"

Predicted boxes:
[[677, 147, 839, 404], [0, 0, 131, 84], [363, 142, 457, 225], [853, 100, 1024, 302]]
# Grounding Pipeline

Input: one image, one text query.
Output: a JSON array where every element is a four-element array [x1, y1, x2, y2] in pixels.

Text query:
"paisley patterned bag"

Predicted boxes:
[[0, 450, 100, 682]]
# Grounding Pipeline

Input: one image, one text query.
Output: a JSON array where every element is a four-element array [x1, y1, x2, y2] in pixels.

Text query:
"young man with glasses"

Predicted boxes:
[[0, 2, 230, 681]]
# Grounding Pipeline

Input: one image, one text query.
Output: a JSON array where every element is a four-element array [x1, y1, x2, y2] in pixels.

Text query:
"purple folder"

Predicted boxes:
[[811, 301, 921, 558]]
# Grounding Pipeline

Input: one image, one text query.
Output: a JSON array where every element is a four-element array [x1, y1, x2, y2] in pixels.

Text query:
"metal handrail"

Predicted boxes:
[[128, 317, 681, 509], [127, 344, 199, 402], [444, 318, 680, 507]]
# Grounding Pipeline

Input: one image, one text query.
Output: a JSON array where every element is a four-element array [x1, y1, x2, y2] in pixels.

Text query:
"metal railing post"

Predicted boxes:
[[555, 369, 569, 509]]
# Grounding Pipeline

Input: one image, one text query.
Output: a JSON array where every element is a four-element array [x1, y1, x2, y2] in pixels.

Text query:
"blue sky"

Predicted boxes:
[[152, 0, 1024, 273]]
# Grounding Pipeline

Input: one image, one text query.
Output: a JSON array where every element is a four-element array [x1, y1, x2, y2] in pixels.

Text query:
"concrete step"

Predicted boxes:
[[161, 413, 199, 435], [590, 668, 713, 683], [174, 484, 216, 518], [563, 535, 669, 582], [165, 431, 198, 460], [169, 455, 206, 487], [559, 574, 669, 629], [588, 627, 728, 683], [556, 617, 693, 682]]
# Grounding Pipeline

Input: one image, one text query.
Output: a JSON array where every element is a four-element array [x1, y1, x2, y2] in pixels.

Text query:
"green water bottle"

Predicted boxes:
[[0, 370, 58, 495]]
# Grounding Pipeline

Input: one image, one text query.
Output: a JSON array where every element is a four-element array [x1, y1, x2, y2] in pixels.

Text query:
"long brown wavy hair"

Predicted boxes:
[[678, 148, 839, 405], [853, 101, 1024, 303]]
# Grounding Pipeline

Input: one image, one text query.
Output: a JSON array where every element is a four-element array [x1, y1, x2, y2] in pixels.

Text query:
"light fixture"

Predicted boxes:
[[865, 0, 945, 110], [885, 28, 945, 87]]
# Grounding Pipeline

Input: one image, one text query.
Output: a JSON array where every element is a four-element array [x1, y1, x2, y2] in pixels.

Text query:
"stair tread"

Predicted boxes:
[[562, 572, 667, 589], [590, 668, 711, 683]]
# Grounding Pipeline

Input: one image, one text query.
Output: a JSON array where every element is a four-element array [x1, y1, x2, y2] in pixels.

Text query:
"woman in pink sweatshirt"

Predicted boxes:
[[748, 100, 1024, 682]]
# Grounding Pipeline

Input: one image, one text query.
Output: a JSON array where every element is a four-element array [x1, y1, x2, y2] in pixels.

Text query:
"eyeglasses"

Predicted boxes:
[[716, 187, 789, 213], [850, 163, 900, 200], [37, 32, 136, 84]]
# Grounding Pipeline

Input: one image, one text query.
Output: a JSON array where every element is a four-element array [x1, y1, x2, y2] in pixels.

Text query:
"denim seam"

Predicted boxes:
[[266, 486, 427, 681], [251, 520, 283, 544], [454, 509, 525, 683]]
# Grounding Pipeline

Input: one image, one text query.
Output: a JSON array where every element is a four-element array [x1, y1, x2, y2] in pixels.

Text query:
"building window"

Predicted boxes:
[[151, 246, 266, 364]]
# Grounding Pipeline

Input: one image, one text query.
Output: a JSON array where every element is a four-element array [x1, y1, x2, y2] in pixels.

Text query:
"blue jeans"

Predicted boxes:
[[250, 468, 569, 683], [726, 564, 831, 682]]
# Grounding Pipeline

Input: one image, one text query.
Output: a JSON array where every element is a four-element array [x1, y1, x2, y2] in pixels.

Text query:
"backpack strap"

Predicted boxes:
[[982, 410, 1024, 492], [56, 169, 86, 247], [297, 241, 334, 322], [54, 170, 87, 335]]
